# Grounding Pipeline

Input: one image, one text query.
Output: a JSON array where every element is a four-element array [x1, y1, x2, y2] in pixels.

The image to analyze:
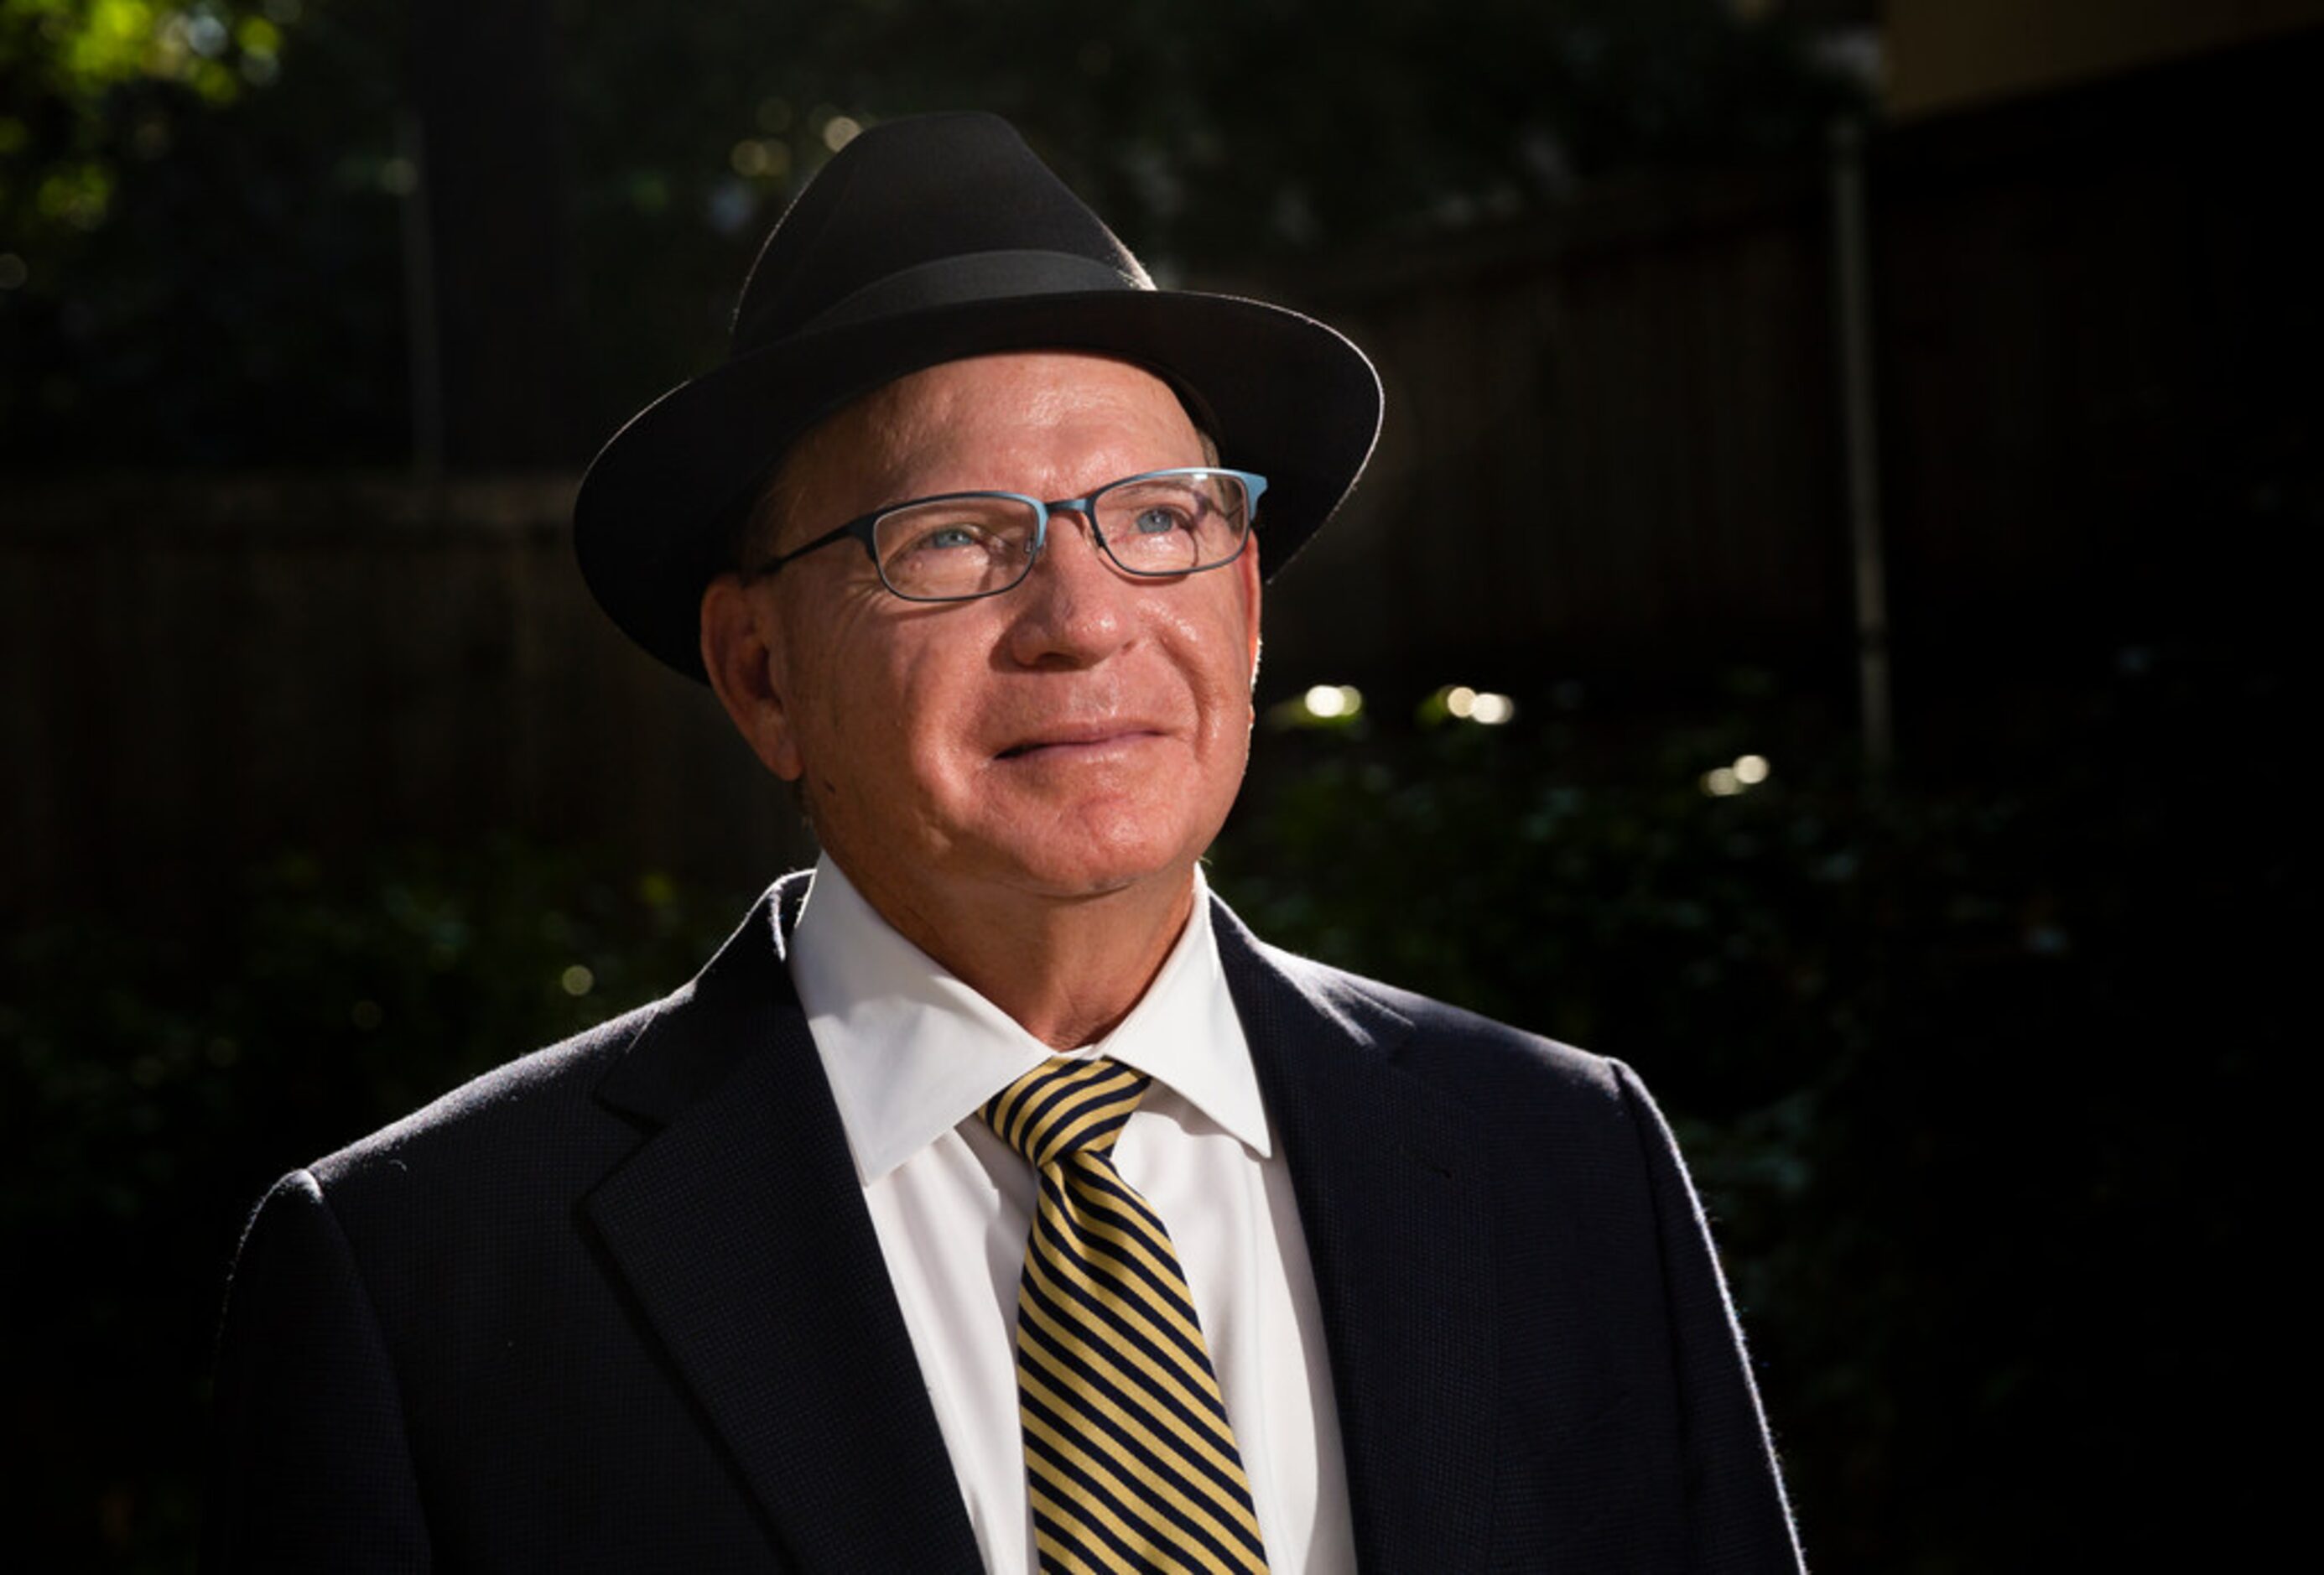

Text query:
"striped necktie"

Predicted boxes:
[[982, 1055, 1271, 1574]]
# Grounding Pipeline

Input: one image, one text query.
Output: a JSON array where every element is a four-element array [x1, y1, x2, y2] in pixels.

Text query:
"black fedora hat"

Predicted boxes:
[[573, 112, 1381, 682]]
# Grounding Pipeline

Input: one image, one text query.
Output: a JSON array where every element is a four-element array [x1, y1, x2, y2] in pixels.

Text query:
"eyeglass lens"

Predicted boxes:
[[871, 470, 1252, 601]]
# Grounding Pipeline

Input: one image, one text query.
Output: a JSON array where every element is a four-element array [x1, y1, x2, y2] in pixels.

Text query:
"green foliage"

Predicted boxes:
[[1, 0, 413, 464], [1211, 647, 2285, 1567], [2, 838, 737, 1567], [1219, 715, 1873, 1100], [1, 0, 294, 261], [562, 0, 1860, 423], [2, 0, 1865, 466], [1, 639, 2285, 1566], [559, 0, 1859, 258]]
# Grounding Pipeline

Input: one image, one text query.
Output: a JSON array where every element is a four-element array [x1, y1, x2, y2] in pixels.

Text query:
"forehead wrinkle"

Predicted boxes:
[[779, 353, 1209, 548], [824, 373, 996, 513], [772, 384, 933, 551]]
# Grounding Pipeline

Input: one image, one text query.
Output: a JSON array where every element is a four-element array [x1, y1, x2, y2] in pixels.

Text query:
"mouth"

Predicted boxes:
[[996, 725, 1164, 762]]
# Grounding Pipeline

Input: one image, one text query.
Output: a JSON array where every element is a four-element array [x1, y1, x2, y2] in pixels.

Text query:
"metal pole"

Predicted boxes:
[[1829, 115, 1894, 776]]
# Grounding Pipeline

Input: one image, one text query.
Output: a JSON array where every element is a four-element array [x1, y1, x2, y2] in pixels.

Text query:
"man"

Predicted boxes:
[[206, 114, 1802, 1572]]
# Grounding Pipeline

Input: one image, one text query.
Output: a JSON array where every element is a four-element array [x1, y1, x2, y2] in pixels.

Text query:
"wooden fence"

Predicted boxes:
[[4, 34, 2312, 923], [1, 474, 817, 922]]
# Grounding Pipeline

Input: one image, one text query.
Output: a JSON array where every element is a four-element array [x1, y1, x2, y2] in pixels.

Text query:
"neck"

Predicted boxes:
[[841, 862, 1198, 1051]]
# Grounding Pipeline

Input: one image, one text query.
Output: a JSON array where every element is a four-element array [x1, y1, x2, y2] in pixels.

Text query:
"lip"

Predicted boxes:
[[995, 723, 1167, 762]]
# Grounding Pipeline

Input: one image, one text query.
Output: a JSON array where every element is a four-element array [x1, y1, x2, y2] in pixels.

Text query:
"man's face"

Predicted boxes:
[[725, 351, 1263, 917]]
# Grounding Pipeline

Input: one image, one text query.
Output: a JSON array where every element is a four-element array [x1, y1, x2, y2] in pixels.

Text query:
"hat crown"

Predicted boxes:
[[732, 113, 1152, 356], [575, 112, 1380, 685]]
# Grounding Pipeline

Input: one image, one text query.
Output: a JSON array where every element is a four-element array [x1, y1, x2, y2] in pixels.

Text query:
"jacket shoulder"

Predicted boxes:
[[304, 993, 663, 1197], [1241, 931, 1630, 1118]]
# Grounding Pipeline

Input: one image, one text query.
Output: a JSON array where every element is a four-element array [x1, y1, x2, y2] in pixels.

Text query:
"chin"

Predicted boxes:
[[980, 813, 1210, 903], [994, 850, 1190, 904]]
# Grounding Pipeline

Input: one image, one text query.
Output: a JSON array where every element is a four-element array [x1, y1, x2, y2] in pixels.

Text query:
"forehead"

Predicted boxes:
[[777, 352, 1206, 530]]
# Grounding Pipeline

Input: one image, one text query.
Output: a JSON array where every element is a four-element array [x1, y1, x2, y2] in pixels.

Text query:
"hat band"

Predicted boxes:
[[793, 249, 1149, 339]]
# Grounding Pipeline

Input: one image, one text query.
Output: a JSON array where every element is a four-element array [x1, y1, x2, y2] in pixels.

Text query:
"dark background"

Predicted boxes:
[[3, 1, 2309, 1567]]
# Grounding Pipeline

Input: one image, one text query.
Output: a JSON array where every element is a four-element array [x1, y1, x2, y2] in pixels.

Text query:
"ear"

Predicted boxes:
[[700, 574, 805, 781]]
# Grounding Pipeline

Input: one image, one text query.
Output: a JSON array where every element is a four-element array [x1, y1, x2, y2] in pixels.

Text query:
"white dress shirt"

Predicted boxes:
[[788, 855, 1355, 1573]]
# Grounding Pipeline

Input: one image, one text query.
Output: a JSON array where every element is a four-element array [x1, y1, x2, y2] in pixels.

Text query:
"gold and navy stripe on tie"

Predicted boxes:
[[983, 1056, 1271, 1574]]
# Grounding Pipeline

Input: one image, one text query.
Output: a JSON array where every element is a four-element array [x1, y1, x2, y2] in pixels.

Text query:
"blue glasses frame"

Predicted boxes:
[[745, 466, 1269, 603]]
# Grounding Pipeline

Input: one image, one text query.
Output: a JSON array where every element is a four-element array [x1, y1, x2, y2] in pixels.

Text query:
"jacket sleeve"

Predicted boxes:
[[1611, 1060, 1807, 1572], [202, 1169, 434, 1572]]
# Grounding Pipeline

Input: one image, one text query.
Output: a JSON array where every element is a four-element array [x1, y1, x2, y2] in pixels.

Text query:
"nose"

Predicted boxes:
[[1003, 508, 1136, 669]]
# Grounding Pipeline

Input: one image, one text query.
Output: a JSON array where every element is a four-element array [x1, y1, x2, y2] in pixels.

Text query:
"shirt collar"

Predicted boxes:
[[788, 855, 1267, 1184]]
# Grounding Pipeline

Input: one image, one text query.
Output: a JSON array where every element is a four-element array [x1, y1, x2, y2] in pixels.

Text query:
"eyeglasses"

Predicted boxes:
[[746, 467, 1267, 603]]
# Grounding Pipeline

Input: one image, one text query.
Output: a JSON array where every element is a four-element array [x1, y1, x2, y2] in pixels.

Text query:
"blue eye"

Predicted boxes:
[[1131, 504, 1192, 536], [892, 518, 1005, 559]]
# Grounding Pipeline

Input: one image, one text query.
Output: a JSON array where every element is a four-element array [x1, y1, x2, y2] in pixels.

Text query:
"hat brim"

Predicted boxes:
[[573, 288, 1381, 683]]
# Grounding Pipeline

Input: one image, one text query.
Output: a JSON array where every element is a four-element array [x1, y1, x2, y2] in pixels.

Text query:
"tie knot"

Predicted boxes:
[[980, 1056, 1150, 1170]]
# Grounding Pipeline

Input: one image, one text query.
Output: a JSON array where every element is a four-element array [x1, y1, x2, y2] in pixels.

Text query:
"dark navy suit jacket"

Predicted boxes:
[[205, 876, 1802, 1571]]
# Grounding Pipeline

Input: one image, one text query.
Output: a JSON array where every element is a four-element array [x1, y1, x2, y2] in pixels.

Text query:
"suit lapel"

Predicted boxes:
[[575, 878, 1497, 1570], [1216, 901, 1498, 1573], [583, 881, 983, 1572]]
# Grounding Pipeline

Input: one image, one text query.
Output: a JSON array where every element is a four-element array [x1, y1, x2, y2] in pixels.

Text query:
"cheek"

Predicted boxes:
[[826, 641, 986, 803], [1178, 606, 1261, 723], [777, 619, 890, 796]]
